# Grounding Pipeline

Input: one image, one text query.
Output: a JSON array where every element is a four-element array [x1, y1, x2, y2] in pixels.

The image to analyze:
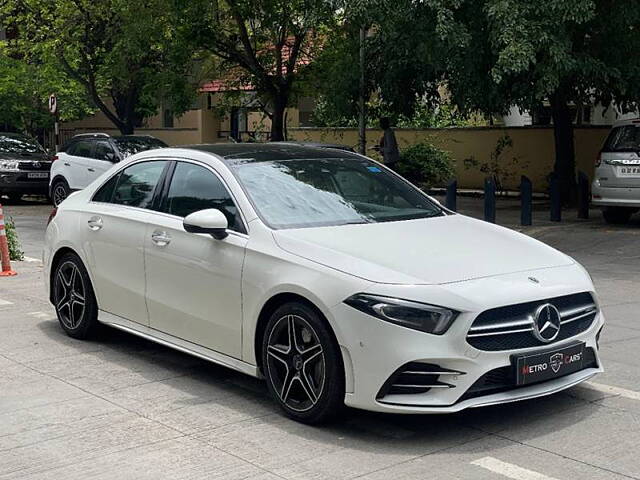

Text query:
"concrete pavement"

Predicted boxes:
[[1, 196, 640, 479]]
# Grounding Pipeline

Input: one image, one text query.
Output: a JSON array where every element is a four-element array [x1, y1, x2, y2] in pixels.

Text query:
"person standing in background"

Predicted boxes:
[[377, 117, 400, 170]]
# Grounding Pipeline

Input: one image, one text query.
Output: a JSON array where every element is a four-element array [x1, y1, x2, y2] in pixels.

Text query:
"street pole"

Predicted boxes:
[[54, 111, 60, 153], [358, 26, 366, 155]]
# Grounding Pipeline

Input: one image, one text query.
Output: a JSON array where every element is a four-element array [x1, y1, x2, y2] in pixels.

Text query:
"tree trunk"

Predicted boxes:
[[549, 90, 576, 205], [270, 95, 287, 141]]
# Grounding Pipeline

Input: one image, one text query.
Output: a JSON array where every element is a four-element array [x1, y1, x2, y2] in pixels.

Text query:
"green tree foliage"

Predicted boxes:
[[174, 0, 338, 141], [397, 141, 455, 188], [0, 44, 92, 136], [312, 1, 444, 127], [428, 0, 640, 200], [2, 0, 195, 135]]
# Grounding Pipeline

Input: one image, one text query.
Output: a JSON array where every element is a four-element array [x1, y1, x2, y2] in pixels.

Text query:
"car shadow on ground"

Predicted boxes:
[[34, 318, 603, 452]]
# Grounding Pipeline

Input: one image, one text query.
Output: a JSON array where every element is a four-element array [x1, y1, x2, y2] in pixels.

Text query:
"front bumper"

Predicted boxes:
[[592, 180, 640, 208], [330, 265, 603, 414], [0, 171, 50, 194]]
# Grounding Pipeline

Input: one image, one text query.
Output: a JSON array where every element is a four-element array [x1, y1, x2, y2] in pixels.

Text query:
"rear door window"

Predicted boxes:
[[68, 140, 94, 158], [112, 161, 166, 209]]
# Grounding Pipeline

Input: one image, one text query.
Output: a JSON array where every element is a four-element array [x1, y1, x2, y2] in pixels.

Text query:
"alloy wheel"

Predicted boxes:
[[52, 183, 67, 206], [266, 314, 326, 412], [54, 261, 86, 329]]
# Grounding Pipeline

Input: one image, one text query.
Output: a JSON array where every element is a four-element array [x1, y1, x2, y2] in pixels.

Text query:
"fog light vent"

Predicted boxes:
[[377, 362, 463, 398]]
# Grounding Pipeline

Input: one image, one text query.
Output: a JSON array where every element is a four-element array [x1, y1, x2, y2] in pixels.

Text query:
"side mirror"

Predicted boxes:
[[183, 208, 228, 240], [105, 152, 117, 163]]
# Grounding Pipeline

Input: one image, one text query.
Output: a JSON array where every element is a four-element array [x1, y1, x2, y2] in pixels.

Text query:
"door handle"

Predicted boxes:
[[64, 162, 71, 166], [88, 168, 95, 172], [87, 216, 103, 231], [151, 230, 171, 246]]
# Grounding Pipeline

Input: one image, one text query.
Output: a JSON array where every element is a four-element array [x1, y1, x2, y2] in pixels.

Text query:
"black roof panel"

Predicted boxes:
[[181, 143, 363, 163]]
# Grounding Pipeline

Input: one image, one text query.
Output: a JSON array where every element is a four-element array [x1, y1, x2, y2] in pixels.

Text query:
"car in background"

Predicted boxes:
[[592, 118, 640, 224], [49, 133, 168, 206], [0, 132, 52, 202]]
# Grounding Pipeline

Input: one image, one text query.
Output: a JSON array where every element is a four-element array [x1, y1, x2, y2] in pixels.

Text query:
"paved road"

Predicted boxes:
[[1, 197, 640, 480]]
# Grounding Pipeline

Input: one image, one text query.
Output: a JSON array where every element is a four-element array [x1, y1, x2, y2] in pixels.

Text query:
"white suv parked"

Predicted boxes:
[[49, 133, 167, 206], [592, 119, 640, 224]]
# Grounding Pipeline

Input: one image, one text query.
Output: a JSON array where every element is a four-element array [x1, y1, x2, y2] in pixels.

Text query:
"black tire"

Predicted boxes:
[[262, 301, 344, 424], [6, 192, 22, 203], [51, 179, 70, 207], [52, 252, 99, 339], [602, 207, 633, 225]]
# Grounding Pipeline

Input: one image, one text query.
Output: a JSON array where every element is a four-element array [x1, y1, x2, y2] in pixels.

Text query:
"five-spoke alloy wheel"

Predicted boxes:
[[262, 302, 344, 424], [53, 253, 98, 339]]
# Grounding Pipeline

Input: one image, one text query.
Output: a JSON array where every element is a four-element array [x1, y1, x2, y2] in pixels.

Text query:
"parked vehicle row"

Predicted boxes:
[[592, 118, 640, 224], [45, 143, 604, 423], [0, 132, 52, 202]]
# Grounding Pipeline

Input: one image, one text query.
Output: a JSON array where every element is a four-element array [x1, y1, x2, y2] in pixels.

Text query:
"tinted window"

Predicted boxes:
[[112, 137, 168, 158], [94, 141, 116, 161], [232, 158, 442, 229], [68, 140, 94, 158], [604, 125, 640, 152], [0, 134, 44, 154], [112, 161, 165, 209], [165, 162, 242, 231], [92, 173, 120, 203]]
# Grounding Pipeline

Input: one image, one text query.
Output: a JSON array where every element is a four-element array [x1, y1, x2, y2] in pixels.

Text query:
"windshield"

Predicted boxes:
[[604, 125, 640, 152], [232, 158, 443, 229], [0, 134, 45, 154], [113, 137, 168, 157]]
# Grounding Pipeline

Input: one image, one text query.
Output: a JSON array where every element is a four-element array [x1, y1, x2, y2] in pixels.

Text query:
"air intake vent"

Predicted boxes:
[[377, 362, 464, 398]]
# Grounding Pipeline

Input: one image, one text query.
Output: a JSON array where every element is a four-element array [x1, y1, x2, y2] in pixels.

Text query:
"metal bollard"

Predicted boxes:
[[445, 179, 457, 212], [484, 177, 496, 223], [520, 175, 532, 226], [550, 173, 561, 222], [577, 171, 590, 219]]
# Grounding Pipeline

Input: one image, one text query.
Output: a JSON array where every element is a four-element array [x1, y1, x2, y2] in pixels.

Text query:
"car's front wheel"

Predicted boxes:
[[51, 179, 70, 207], [262, 302, 344, 424], [52, 252, 99, 339]]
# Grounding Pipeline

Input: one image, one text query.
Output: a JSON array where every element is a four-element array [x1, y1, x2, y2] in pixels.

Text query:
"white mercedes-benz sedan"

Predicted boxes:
[[44, 144, 604, 423]]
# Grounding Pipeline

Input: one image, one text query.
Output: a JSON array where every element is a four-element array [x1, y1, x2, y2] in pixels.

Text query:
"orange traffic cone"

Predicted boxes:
[[0, 204, 17, 276]]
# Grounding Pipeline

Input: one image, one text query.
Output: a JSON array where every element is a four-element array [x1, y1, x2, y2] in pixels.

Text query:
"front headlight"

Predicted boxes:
[[344, 293, 459, 334], [0, 160, 20, 172]]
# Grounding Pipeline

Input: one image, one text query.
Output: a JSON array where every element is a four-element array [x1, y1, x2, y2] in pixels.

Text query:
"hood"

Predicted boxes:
[[0, 151, 49, 161], [273, 214, 573, 285]]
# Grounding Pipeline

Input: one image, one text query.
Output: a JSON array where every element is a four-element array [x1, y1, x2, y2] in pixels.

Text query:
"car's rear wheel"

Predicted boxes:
[[602, 207, 634, 224], [262, 302, 344, 424], [51, 179, 70, 207], [52, 253, 99, 339]]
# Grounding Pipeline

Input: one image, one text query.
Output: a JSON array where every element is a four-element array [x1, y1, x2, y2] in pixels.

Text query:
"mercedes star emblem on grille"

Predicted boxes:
[[532, 303, 561, 343]]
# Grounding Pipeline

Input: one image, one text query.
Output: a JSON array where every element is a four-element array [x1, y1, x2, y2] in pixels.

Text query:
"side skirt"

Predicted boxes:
[[98, 310, 261, 378]]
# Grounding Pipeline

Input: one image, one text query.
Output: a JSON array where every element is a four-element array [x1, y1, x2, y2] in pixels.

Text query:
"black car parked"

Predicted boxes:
[[0, 133, 52, 202]]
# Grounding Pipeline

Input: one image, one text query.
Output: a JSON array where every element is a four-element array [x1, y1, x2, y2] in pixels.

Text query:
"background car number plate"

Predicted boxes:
[[27, 172, 48, 179], [619, 166, 640, 176], [515, 343, 585, 386]]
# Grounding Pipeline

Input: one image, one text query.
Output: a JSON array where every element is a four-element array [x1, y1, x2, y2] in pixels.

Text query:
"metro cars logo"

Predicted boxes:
[[521, 350, 583, 376]]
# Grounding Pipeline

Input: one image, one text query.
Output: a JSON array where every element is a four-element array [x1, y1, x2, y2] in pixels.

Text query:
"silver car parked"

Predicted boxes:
[[592, 118, 640, 224]]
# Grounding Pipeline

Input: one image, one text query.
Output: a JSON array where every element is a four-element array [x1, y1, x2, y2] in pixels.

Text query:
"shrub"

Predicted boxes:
[[396, 142, 455, 188], [5, 216, 24, 261]]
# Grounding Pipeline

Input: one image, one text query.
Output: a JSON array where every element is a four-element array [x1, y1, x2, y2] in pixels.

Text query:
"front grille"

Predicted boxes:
[[377, 362, 464, 398], [458, 347, 598, 402], [18, 161, 52, 171], [466, 292, 597, 351]]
